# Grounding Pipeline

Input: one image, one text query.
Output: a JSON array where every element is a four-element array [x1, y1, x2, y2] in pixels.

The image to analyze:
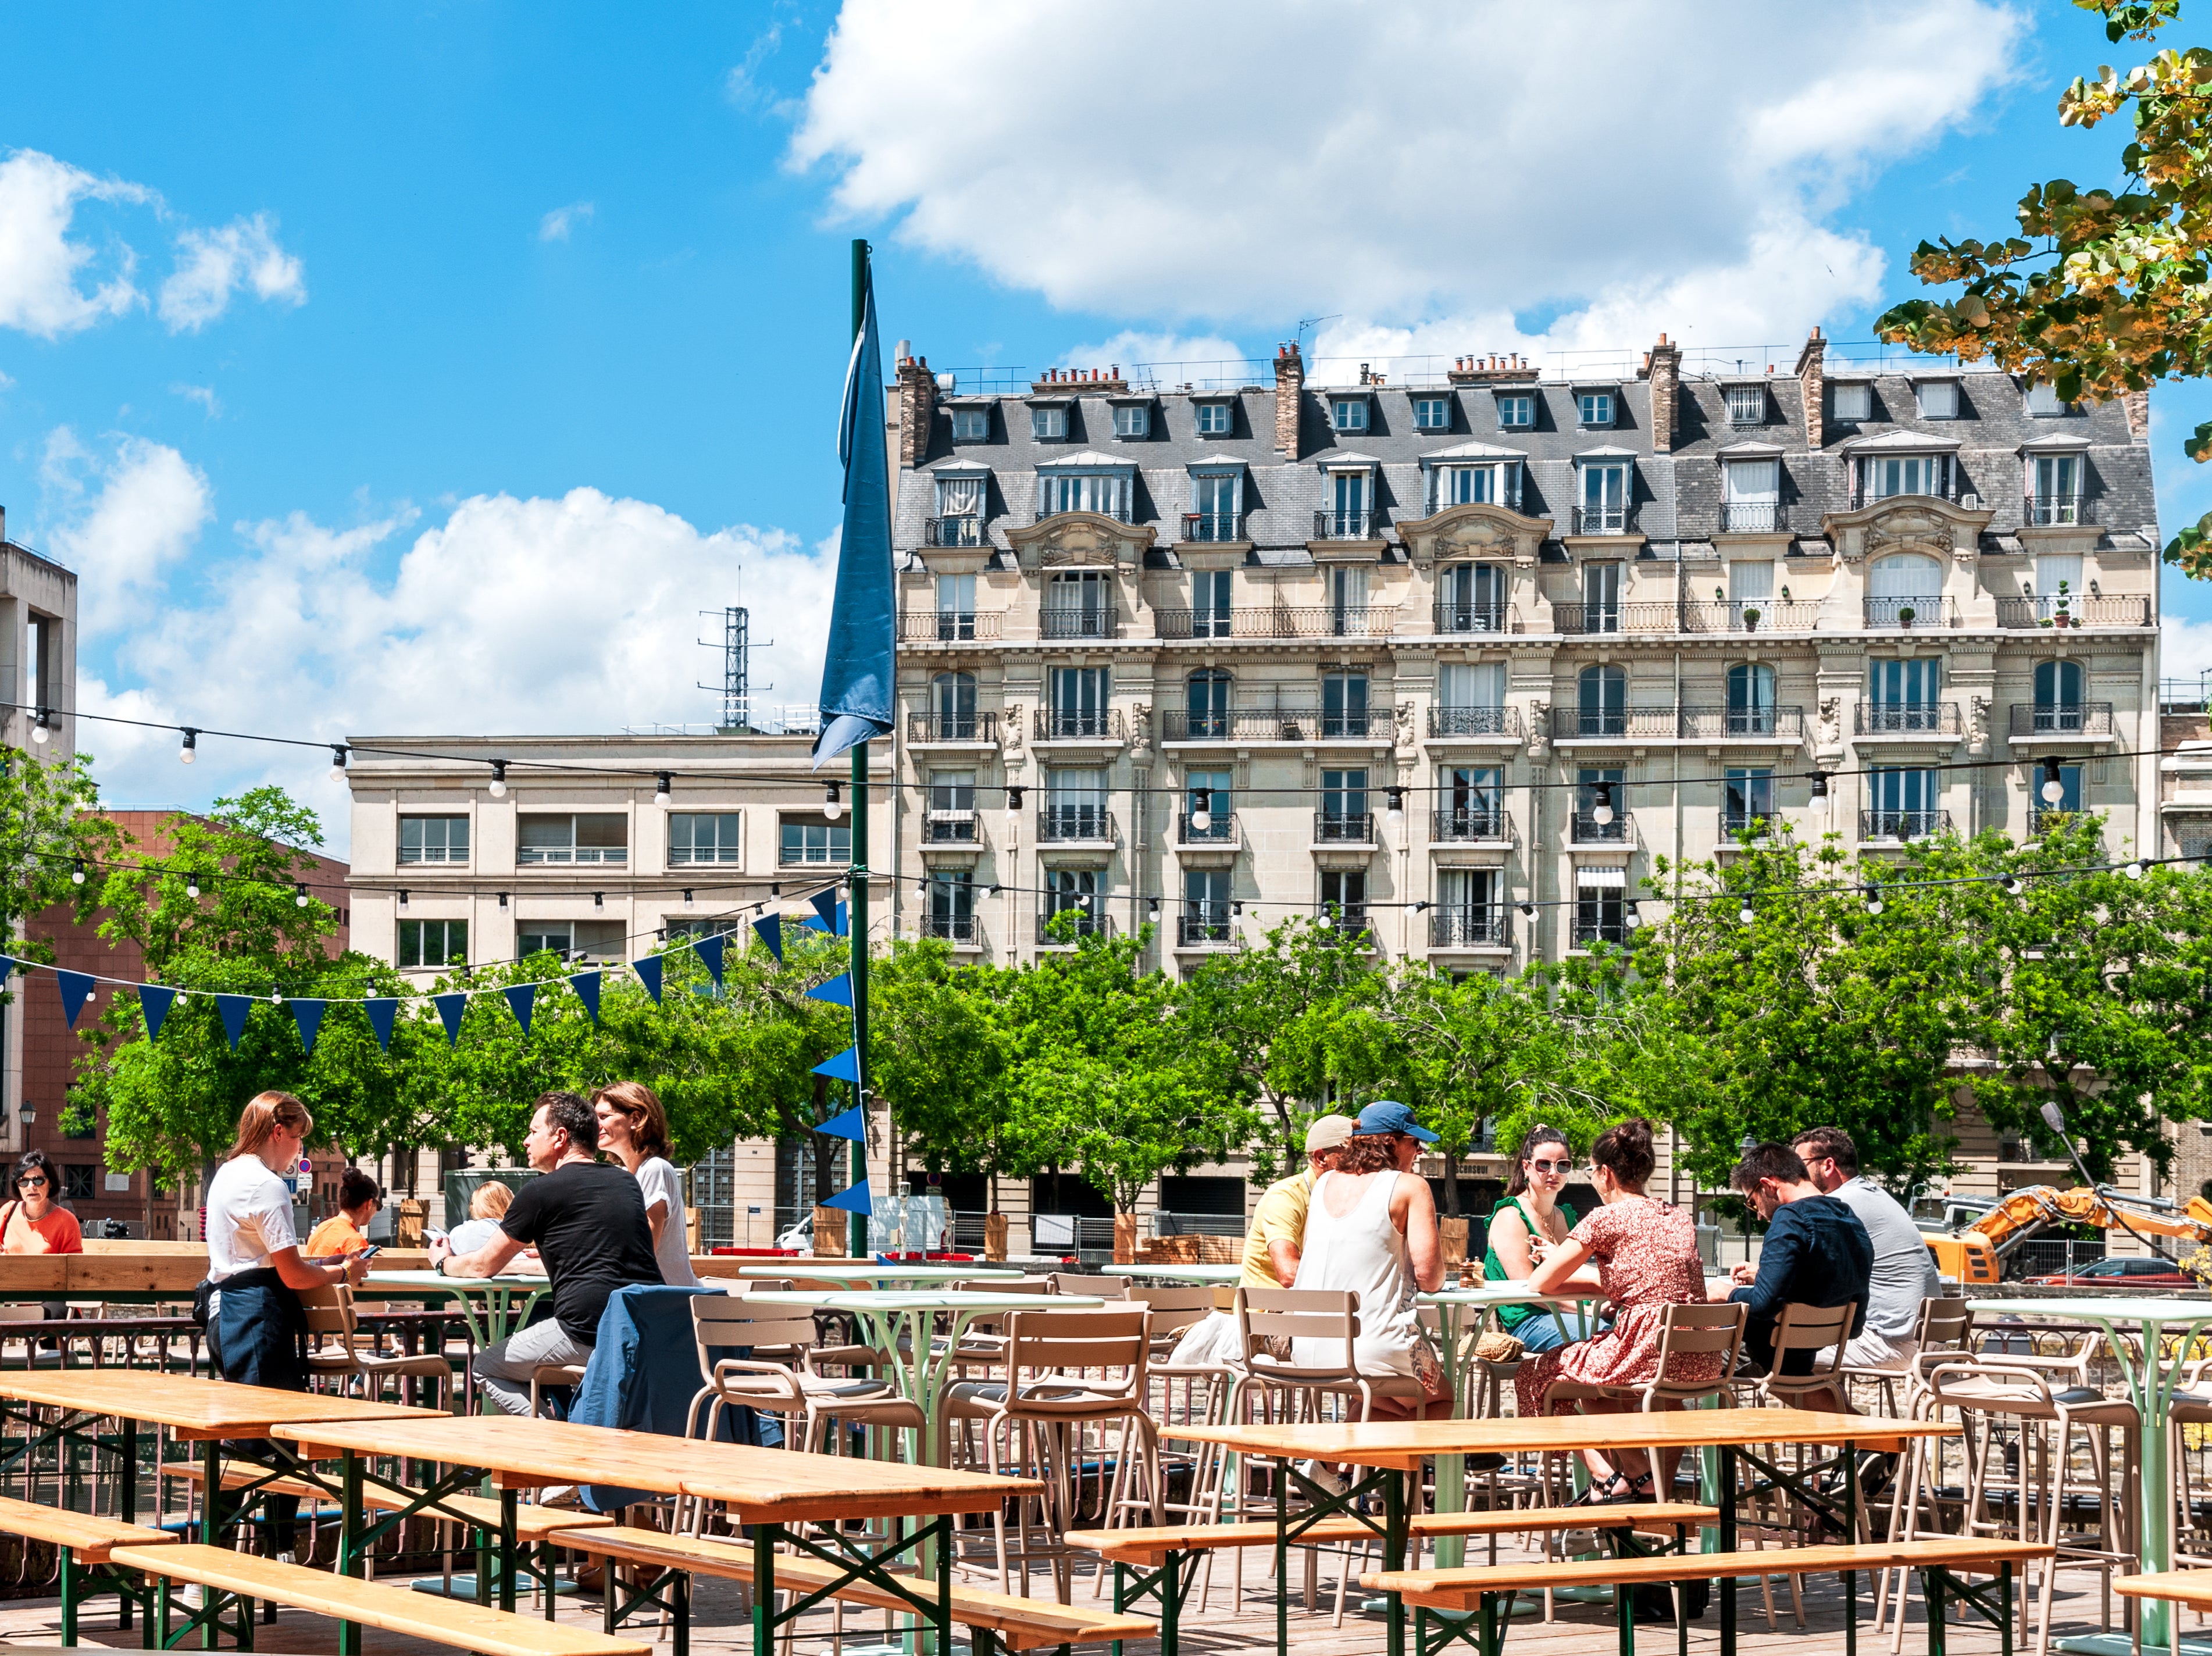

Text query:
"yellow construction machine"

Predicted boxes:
[[1923, 1185, 2212, 1283]]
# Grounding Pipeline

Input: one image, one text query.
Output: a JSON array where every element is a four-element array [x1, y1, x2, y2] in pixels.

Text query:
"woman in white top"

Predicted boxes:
[[592, 1082, 701, 1288]]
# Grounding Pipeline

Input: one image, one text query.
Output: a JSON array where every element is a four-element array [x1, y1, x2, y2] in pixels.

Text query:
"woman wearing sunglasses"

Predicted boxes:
[[1480, 1125, 1587, 1353], [1, 1150, 84, 1256]]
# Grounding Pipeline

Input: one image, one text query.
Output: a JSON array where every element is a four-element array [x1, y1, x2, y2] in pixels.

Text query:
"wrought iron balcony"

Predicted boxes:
[[1571, 917, 1629, 948], [1860, 808, 1950, 841], [1287, 605, 1397, 638], [924, 515, 986, 547], [1312, 509, 1380, 541], [1679, 599, 1819, 633], [1315, 905, 1369, 938], [1427, 706, 1521, 739], [1040, 606, 1118, 640], [1036, 806, 1116, 844], [920, 913, 977, 943], [1863, 596, 1956, 629], [1571, 504, 1635, 536], [900, 609, 1001, 642], [1037, 909, 1112, 943], [1571, 810, 1632, 844], [1162, 708, 1322, 741], [1176, 910, 1236, 947], [1430, 908, 1509, 947], [2023, 492, 2092, 527], [1432, 602, 1514, 636], [908, 712, 997, 744], [1857, 702, 1960, 737], [1717, 502, 1788, 534], [1554, 601, 1674, 635], [1678, 705, 1806, 741], [1034, 707, 1125, 742], [1994, 595, 2149, 628], [1849, 483, 1959, 511], [1176, 811, 1236, 844], [1034, 502, 1132, 524], [2010, 702, 2114, 737], [1314, 811, 1375, 844], [1182, 511, 1244, 543], [922, 813, 979, 844], [1719, 808, 1777, 837], [1431, 807, 1505, 841]]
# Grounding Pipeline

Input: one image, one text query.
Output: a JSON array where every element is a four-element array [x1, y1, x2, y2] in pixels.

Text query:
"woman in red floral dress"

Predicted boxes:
[[1518, 1118, 1717, 1498]]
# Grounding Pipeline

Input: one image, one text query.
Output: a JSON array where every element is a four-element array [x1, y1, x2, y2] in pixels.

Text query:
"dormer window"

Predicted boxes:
[[1832, 381, 1872, 422], [951, 406, 990, 441], [1332, 397, 1369, 433], [1576, 391, 1615, 428], [1112, 403, 1150, 438], [1413, 397, 1451, 433], [1433, 463, 1521, 512], [1036, 452, 1137, 523], [1913, 378, 1959, 419], [1494, 392, 1535, 429], [2024, 381, 2070, 416], [1863, 451, 1952, 502], [1194, 399, 1233, 435], [1032, 405, 1069, 440], [1723, 383, 1767, 426]]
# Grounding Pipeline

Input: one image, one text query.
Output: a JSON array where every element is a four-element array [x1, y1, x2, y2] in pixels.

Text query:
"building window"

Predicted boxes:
[[1184, 769, 1232, 839], [1868, 766, 1940, 838], [2028, 455, 2083, 524], [518, 814, 627, 865], [2036, 763, 2085, 821], [520, 919, 623, 961], [929, 670, 979, 739], [933, 473, 984, 520], [1723, 767, 1775, 831], [1832, 381, 1872, 421], [780, 819, 851, 864], [1038, 470, 1130, 520], [1577, 391, 1614, 427], [1861, 453, 1950, 502], [1043, 868, 1103, 934], [1437, 764, 1503, 834], [1577, 666, 1626, 737], [1413, 397, 1451, 432], [926, 770, 976, 842], [1186, 668, 1232, 736], [2024, 382, 2069, 416], [1322, 672, 1369, 738], [398, 816, 469, 865], [1031, 405, 1068, 440], [1319, 768, 1368, 834], [1191, 572, 1233, 639], [1724, 384, 1767, 426], [1183, 867, 1232, 941], [398, 918, 468, 969], [951, 407, 990, 441], [1436, 567, 1508, 635], [1436, 463, 1511, 511], [1868, 658, 1943, 732], [1332, 398, 1368, 433], [1727, 662, 1776, 734], [1574, 868, 1626, 945], [1913, 379, 1958, 419], [669, 812, 742, 865], [62, 1165, 96, 1202], [1195, 400, 1233, 434], [1189, 470, 1241, 539], [1319, 869, 1367, 933], [934, 573, 977, 640], [1576, 461, 1630, 533], [1112, 404, 1149, 438], [2035, 658, 2086, 711], [924, 870, 975, 941], [1047, 663, 1111, 736], [1495, 393, 1534, 429]]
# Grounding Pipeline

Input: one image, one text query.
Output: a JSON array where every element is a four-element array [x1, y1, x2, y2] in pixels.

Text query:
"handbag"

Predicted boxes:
[[1472, 1329, 1525, 1364]]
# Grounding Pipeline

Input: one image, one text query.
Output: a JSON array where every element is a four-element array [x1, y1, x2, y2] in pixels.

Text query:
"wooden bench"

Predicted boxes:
[[0, 1493, 175, 1644], [561, 1522, 1157, 1656], [108, 1543, 652, 1656], [1362, 1537, 2054, 1656]]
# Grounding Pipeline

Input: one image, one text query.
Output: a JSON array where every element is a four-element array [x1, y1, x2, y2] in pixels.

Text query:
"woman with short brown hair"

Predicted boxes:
[[592, 1082, 698, 1287]]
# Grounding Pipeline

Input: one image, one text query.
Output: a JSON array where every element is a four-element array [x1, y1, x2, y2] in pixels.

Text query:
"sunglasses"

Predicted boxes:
[[1528, 1158, 1572, 1175], [15, 1176, 47, 1190]]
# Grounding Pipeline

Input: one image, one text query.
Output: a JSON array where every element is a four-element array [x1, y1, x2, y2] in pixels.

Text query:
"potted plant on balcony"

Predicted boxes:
[[1741, 606, 1761, 631], [1896, 604, 1916, 629], [2053, 580, 2072, 628]]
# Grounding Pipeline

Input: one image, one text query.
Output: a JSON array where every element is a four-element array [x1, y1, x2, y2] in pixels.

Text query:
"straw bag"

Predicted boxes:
[[1472, 1329, 1525, 1364]]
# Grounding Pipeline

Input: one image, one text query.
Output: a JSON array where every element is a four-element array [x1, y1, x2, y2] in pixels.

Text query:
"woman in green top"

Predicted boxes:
[[1483, 1123, 1591, 1354]]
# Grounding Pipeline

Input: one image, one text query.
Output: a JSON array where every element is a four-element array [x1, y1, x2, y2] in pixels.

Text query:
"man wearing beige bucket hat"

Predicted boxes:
[[1240, 1113, 1354, 1290]]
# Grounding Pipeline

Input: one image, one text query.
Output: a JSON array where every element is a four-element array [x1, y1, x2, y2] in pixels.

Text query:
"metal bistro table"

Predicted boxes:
[[365, 1269, 552, 1357], [1968, 1294, 2212, 1656], [737, 1261, 1026, 1288]]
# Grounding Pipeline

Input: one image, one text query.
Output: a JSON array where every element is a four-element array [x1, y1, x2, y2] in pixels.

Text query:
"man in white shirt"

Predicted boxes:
[[1792, 1126, 1940, 1370]]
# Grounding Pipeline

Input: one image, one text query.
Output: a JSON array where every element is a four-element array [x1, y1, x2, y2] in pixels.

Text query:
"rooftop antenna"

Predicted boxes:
[[698, 605, 768, 733], [1294, 315, 1342, 352]]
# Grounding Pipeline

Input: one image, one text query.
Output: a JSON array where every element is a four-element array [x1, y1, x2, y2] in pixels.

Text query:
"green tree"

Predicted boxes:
[[0, 747, 123, 963], [871, 939, 1016, 1190]]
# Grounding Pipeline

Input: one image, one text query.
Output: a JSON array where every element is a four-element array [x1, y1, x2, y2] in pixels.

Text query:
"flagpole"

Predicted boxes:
[[847, 236, 872, 1262]]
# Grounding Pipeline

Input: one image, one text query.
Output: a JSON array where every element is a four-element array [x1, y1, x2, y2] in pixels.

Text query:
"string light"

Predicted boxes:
[[294, 884, 309, 907], [29, 709, 49, 747], [70, 860, 85, 886], [2042, 758, 2066, 805], [683, 889, 694, 907], [654, 773, 672, 807], [1624, 901, 1640, 930], [1519, 900, 1536, 918], [822, 783, 843, 822], [1864, 883, 1884, 916], [488, 761, 508, 798], [1315, 907, 1335, 931], [329, 745, 348, 781], [1590, 782, 1615, 826], [1190, 787, 1212, 833], [2003, 874, 2024, 895], [185, 876, 201, 899], [593, 892, 605, 908], [2126, 858, 2148, 880], [1006, 786, 1025, 818], [398, 890, 409, 907], [1385, 787, 1406, 829], [1738, 896, 1756, 926], [498, 893, 509, 908], [179, 728, 197, 765]]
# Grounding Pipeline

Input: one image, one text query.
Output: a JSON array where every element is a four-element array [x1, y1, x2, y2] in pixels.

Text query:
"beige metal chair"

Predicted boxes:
[[1048, 1272, 1132, 1300], [684, 1295, 923, 1456]]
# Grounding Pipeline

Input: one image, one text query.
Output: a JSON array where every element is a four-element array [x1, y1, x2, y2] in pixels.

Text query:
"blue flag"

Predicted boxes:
[[633, 955, 663, 1004], [56, 970, 97, 1030], [807, 973, 853, 1007], [569, 969, 602, 1022], [0, 957, 15, 987], [753, 913, 783, 964], [214, 993, 254, 1050], [363, 997, 399, 1051], [692, 933, 726, 990], [816, 1104, 866, 1141], [811, 1045, 861, 1083], [138, 984, 176, 1041], [433, 992, 468, 1046], [503, 983, 536, 1036], [810, 889, 841, 934], [822, 1181, 873, 1216], [290, 998, 327, 1055], [813, 249, 895, 766]]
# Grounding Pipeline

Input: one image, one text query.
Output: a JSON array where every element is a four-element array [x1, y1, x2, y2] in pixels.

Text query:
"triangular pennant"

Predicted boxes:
[[363, 997, 399, 1051], [811, 1045, 861, 1083], [807, 973, 853, 1007], [569, 970, 602, 1022], [0, 957, 15, 988], [56, 970, 97, 1031], [836, 901, 848, 937], [822, 1181, 873, 1216], [290, 998, 327, 1055], [752, 913, 783, 964], [632, 955, 663, 1004], [816, 1104, 866, 1141], [138, 984, 176, 1042], [503, 983, 536, 1036], [801, 912, 829, 934], [691, 934, 726, 988], [433, 992, 468, 1046], [214, 993, 254, 1050], [810, 890, 840, 933]]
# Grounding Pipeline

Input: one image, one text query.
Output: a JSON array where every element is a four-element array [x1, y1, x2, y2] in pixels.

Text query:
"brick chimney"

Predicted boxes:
[[895, 352, 938, 468], [1274, 342, 1305, 456], [1794, 326, 1827, 451], [1646, 333, 1681, 454], [2124, 386, 2151, 440]]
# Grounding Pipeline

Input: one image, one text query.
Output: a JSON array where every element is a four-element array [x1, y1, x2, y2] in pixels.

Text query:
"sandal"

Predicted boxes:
[[1601, 1473, 1654, 1505]]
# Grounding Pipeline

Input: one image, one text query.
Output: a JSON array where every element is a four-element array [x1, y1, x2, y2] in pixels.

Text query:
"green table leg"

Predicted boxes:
[[199, 1437, 220, 1653], [751, 1521, 777, 1656], [119, 1415, 137, 1632], [500, 1487, 518, 1613], [60, 1547, 77, 1647], [338, 1448, 364, 1656], [1386, 1466, 1410, 1656]]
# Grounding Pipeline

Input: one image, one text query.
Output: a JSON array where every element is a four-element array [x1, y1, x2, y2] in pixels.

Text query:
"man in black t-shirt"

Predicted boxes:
[[429, 1091, 662, 1415]]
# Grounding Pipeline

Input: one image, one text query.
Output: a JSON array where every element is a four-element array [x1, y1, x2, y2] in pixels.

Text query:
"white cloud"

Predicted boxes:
[[2164, 615, 2212, 686], [0, 149, 147, 337], [792, 1, 2025, 356], [158, 213, 306, 333], [40, 430, 213, 633], [539, 201, 595, 242], [1053, 329, 1254, 379], [171, 383, 220, 417]]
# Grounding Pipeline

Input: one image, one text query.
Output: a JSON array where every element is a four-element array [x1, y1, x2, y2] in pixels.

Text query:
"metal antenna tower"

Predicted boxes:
[[698, 606, 765, 733]]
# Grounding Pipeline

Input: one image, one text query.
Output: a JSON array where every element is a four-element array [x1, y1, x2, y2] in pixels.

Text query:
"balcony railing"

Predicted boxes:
[[1432, 808, 1505, 841], [1165, 708, 1311, 741], [1177, 811, 1236, 844], [1432, 602, 1515, 636], [1317, 905, 1369, 937], [1034, 708, 1125, 741], [920, 913, 977, 943], [1314, 811, 1375, 844], [1313, 509, 1381, 541], [1037, 909, 1112, 943], [2023, 492, 2092, 528], [1571, 504, 1635, 536], [2010, 702, 2114, 737], [1719, 808, 1779, 837], [2031, 806, 2097, 836], [1849, 484, 1958, 511], [908, 712, 998, 743], [1717, 501, 1789, 534], [1182, 512, 1244, 543], [1572, 918, 1629, 948], [1035, 503, 1132, 524], [1289, 606, 1397, 638], [1994, 595, 2150, 628], [1428, 705, 1521, 738], [924, 515, 986, 547], [1430, 908, 1509, 947], [1555, 706, 1664, 740], [1553, 705, 1799, 741], [1036, 807, 1116, 844], [1682, 705, 1806, 740], [1679, 599, 1819, 633], [900, 609, 1001, 641], [1571, 811, 1632, 844], [518, 846, 628, 865], [1863, 596, 1956, 629], [1040, 606, 1118, 640], [1554, 601, 1674, 635], [1858, 702, 1960, 737], [922, 813, 978, 843], [1861, 808, 1951, 841], [1177, 911, 1236, 947]]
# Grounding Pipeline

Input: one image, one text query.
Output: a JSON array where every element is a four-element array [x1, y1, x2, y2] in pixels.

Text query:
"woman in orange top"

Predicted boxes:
[[303, 1169, 381, 1259], [1, 1151, 84, 1254]]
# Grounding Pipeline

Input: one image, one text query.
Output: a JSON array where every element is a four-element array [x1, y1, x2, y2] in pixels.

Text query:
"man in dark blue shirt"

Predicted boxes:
[[1711, 1141, 1874, 1384]]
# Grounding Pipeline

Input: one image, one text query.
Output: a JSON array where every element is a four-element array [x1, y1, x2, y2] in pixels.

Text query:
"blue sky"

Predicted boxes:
[[2, 1, 2207, 841]]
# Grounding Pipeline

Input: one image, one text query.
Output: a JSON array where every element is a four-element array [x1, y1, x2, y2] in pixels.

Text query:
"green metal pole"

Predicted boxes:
[[848, 236, 872, 1262]]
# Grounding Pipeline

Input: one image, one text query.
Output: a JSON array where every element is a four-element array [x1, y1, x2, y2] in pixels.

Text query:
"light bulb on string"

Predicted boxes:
[[1624, 901, 1641, 930], [1315, 907, 1334, 932], [488, 761, 508, 798], [1738, 897, 1756, 926], [1590, 782, 1615, 826], [70, 860, 85, 886], [1519, 900, 1535, 918], [654, 773, 672, 808], [179, 727, 197, 765], [2041, 758, 2065, 805], [1807, 770, 1828, 818], [1864, 883, 1883, 916], [1386, 786, 1406, 830], [1006, 786, 1025, 819], [294, 884, 309, 908], [2125, 858, 2148, 880], [1190, 788, 1212, 834], [29, 710, 49, 747], [683, 890, 694, 908], [2003, 875, 2024, 895], [822, 783, 842, 822], [329, 745, 348, 781], [186, 876, 201, 899]]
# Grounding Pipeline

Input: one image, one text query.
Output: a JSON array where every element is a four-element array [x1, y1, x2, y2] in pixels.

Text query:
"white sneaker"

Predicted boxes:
[[1297, 1459, 1350, 1497]]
